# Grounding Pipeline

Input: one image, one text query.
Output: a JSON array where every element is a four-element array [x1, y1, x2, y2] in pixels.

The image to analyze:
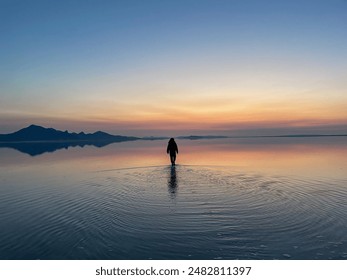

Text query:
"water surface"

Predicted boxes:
[[0, 137, 346, 259]]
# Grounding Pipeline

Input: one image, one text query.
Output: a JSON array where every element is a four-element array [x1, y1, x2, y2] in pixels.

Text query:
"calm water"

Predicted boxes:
[[0, 137, 347, 259]]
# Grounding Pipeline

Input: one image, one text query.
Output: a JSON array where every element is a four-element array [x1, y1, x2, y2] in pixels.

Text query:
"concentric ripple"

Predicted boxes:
[[0, 164, 347, 259]]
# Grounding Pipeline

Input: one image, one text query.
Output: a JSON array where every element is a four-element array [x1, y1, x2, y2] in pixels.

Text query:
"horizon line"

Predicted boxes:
[[1, 124, 347, 143]]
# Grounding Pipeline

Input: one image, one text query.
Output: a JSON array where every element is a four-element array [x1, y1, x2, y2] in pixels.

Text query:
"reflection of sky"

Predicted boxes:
[[1, 0, 347, 135], [1, 138, 346, 178]]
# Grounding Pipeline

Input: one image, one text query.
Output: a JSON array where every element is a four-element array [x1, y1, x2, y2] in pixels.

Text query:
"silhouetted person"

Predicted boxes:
[[167, 138, 178, 166]]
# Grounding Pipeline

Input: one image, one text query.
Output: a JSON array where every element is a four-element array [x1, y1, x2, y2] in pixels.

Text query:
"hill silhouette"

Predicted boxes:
[[0, 125, 140, 156], [0, 124, 139, 142]]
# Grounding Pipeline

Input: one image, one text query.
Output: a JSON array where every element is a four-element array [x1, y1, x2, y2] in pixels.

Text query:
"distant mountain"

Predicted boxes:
[[0, 124, 139, 143], [0, 125, 142, 156], [177, 135, 229, 140]]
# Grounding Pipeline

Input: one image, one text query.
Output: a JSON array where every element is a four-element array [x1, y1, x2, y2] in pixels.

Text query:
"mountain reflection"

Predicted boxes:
[[168, 166, 178, 199], [0, 141, 127, 156]]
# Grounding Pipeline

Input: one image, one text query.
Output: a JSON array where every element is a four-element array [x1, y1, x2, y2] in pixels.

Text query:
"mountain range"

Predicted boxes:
[[1, 124, 347, 143], [0, 124, 139, 143], [0, 125, 230, 156]]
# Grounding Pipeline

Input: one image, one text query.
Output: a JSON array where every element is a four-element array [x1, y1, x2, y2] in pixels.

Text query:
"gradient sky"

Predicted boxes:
[[1, 0, 346, 136]]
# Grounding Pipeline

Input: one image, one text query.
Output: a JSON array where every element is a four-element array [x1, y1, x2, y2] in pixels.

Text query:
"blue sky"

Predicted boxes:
[[1, 0, 346, 136]]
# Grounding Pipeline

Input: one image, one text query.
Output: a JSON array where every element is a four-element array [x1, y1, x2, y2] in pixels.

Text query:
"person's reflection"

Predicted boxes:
[[168, 166, 178, 199]]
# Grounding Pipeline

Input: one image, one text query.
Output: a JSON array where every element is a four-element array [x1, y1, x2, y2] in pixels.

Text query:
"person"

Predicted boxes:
[[167, 138, 178, 166]]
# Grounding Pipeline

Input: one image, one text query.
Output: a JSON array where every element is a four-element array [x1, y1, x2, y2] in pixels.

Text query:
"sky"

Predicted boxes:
[[1, 0, 347, 136]]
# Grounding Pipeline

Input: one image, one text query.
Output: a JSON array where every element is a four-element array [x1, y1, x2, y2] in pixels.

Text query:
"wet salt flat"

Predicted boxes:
[[0, 137, 347, 259]]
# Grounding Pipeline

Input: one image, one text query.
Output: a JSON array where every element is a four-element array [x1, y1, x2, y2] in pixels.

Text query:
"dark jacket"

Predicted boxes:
[[167, 139, 178, 155]]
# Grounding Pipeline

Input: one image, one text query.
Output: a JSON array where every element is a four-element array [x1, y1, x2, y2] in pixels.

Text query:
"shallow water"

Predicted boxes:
[[0, 137, 347, 259]]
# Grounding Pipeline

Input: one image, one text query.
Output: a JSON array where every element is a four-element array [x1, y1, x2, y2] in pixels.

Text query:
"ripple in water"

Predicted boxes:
[[0, 165, 347, 259]]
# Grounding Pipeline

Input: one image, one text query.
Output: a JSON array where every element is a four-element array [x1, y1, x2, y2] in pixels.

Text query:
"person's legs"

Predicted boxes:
[[170, 153, 176, 165]]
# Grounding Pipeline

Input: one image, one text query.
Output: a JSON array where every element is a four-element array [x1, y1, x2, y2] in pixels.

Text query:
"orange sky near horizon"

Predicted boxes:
[[1, 95, 346, 136], [2, 89, 346, 134]]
